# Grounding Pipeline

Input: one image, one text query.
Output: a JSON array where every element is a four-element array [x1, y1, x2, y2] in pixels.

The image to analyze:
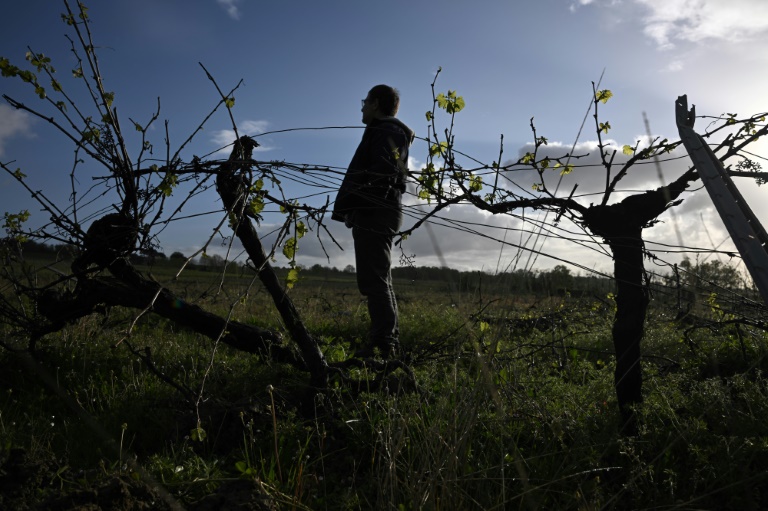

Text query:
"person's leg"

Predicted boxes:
[[352, 212, 400, 356]]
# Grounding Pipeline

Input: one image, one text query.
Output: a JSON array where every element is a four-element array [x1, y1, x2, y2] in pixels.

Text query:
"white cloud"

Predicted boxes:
[[241, 120, 269, 133], [621, 0, 768, 48], [407, 156, 424, 173], [267, 137, 747, 275], [575, 0, 768, 48], [0, 105, 34, 158], [210, 119, 272, 155], [501, 138, 693, 201], [389, 138, 709, 272], [570, 0, 596, 12], [217, 0, 242, 20], [663, 60, 684, 72]]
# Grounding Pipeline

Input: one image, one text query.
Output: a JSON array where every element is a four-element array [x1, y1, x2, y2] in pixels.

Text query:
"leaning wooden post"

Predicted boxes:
[[676, 95, 768, 304], [216, 136, 328, 388]]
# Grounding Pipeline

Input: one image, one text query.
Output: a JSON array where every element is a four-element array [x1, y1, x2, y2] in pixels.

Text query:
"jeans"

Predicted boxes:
[[351, 208, 402, 347]]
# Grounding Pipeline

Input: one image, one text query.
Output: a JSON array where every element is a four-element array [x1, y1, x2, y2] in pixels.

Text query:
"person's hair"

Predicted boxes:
[[368, 84, 400, 116]]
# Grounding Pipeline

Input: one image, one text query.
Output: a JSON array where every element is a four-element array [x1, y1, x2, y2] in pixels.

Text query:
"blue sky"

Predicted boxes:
[[2, 0, 768, 276]]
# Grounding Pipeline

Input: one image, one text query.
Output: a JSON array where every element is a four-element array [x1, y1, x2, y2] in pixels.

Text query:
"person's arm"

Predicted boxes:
[[331, 133, 371, 221], [364, 124, 406, 186]]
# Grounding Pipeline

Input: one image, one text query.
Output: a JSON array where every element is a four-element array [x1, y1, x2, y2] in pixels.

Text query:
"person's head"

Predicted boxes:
[[361, 84, 400, 125]]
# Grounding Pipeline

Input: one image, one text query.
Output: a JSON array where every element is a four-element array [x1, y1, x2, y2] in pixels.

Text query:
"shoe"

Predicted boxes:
[[381, 342, 400, 359], [354, 341, 400, 359], [354, 343, 376, 358]]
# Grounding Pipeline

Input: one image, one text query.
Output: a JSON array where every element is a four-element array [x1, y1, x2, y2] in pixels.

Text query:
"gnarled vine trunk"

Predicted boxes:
[[583, 173, 693, 432]]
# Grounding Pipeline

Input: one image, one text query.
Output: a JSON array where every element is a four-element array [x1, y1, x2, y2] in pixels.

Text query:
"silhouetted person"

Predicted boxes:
[[332, 84, 414, 358]]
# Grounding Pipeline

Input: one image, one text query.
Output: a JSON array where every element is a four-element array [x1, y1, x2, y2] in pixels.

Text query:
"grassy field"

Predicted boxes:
[[1, 259, 768, 510]]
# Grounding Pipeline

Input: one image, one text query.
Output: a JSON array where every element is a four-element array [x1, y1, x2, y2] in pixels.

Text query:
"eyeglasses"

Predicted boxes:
[[361, 99, 367, 107]]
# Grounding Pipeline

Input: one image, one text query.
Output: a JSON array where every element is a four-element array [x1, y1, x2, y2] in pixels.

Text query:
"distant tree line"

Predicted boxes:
[[301, 262, 613, 297], [12, 240, 751, 300]]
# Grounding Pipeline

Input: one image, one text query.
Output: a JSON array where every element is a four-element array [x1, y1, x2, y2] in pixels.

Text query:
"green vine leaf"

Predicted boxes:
[[78, 3, 89, 20], [436, 90, 465, 114], [286, 267, 300, 289], [283, 237, 297, 260], [82, 128, 100, 142], [158, 172, 178, 197], [190, 427, 206, 442], [417, 163, 438, 203], [0, 57, 19, 77], [18, 69, 36, 83], [430, 142, 448, 157], [595, 89, 613, 104], [468, 174, 483, 192], [248, 196, 265, 216], [3, 210, 31, 242], [296, 221, 307, 239], [450, 96, 465, 113]]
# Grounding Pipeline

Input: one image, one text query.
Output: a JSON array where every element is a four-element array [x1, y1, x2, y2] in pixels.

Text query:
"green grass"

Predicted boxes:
[[2, 266, 768, 509]]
